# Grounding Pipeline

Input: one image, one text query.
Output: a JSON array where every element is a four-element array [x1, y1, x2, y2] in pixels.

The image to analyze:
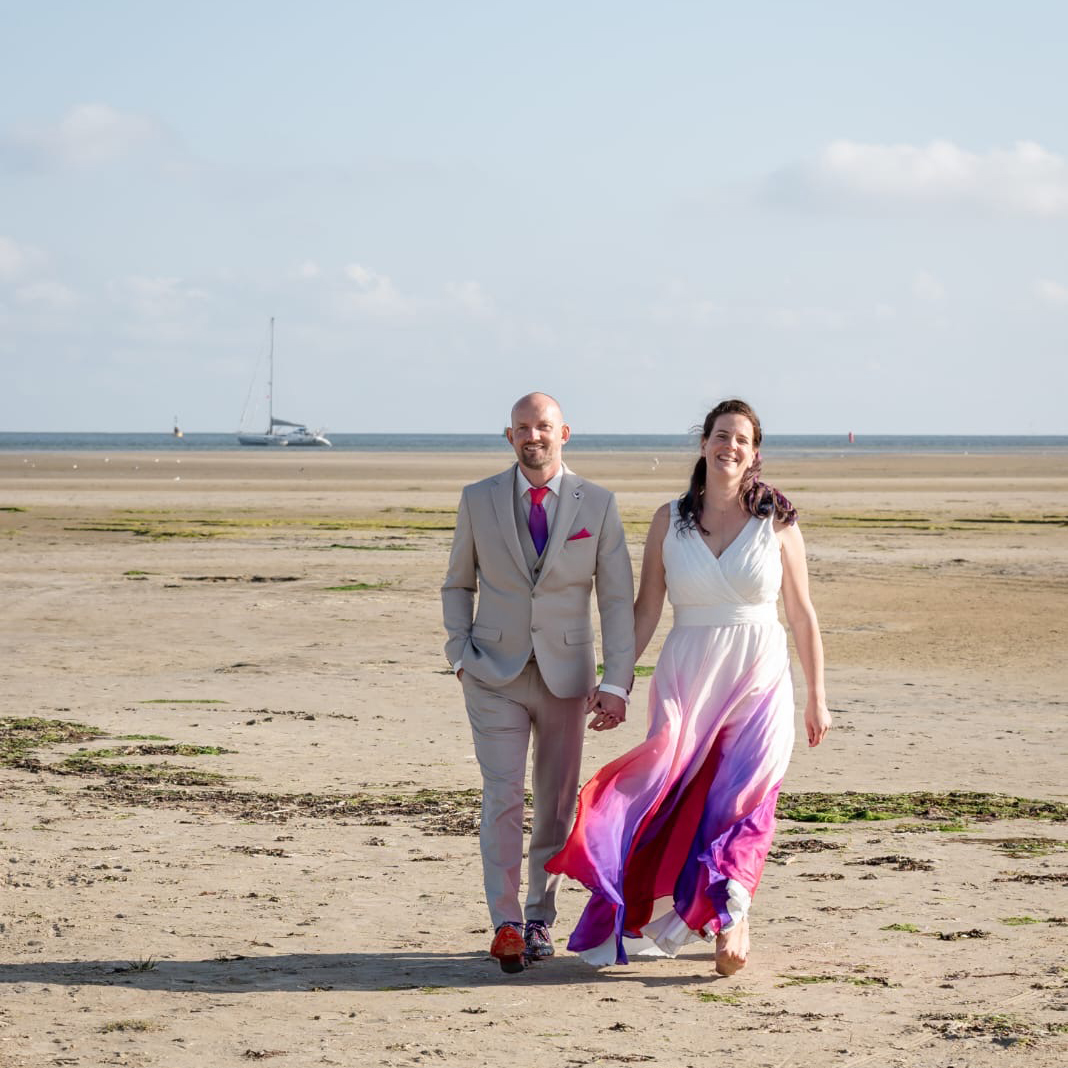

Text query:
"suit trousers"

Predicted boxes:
[[462, 661, 587, 929]]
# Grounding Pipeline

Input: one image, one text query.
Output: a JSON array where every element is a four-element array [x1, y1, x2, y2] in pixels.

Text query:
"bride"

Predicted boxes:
[[547, 399, 831, 973]]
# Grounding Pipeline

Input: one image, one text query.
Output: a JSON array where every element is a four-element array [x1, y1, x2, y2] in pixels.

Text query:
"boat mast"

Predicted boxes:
[[267, 316, 274, 432]]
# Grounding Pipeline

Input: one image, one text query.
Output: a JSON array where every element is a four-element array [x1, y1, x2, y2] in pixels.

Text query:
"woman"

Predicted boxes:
[[546, 399, 830, 974]]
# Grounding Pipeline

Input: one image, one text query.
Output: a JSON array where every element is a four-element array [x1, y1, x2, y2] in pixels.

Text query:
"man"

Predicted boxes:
[[442, 392, 635, 973]]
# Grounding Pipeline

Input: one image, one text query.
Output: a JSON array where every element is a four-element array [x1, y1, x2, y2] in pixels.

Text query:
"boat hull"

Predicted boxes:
[[237, 433, 331, 447]]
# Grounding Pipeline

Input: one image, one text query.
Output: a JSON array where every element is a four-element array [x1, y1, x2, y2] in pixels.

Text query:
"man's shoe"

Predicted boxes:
[[524, 920, 554, 961], [490, 923, 526, 974]]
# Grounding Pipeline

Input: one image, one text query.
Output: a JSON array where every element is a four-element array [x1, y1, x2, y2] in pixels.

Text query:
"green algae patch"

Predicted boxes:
[[81, 783, 489, 829], [881, 922, 921, 933], [1, 716, 105, 769], [948, 835, 1068, 858], [60, 782, 1068, 831], [323, 581, 391, 591], [689, 989, 753, 1005], [66, 524, 223, 539], [76, 744, 231, 758], [777, 791, 1068, 824], [1, 718, 232, 786], [138, 698, 227, 705], [56, 753, 228, 787]]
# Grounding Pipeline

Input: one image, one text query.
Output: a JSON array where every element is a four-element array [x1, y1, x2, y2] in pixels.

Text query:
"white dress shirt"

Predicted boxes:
[[514, 464, 563, 530]]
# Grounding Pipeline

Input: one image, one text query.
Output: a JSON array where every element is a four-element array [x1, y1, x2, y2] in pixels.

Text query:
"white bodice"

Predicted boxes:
[[663, 501, 783, 626]]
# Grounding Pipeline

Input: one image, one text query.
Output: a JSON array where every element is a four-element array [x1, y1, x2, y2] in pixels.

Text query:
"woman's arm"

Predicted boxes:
[[778, 521, 832, 747], [634, 503, 671, 662]]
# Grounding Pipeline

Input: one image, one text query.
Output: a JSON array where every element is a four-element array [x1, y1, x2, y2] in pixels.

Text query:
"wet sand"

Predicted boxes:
[[1, 449, 1066, 1067]]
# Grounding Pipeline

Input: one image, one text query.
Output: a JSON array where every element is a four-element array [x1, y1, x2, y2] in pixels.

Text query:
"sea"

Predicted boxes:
[[0, 432, 1066, 457]]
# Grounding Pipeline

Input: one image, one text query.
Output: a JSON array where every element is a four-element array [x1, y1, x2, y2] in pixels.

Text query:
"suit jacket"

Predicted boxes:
[[442, 464, 635, 699]]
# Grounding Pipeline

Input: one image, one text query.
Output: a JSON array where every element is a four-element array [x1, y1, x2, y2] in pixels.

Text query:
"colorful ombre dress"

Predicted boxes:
[[546, 502, 794, 965]]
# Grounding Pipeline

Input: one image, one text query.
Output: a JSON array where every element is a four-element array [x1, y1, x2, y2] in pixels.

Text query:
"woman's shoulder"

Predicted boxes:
[[646, 500, 675, 538], [773, 515, 803, 544]]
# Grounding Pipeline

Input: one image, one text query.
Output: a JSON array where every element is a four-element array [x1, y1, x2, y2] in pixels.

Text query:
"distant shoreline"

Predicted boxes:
[[2, 432, 1067, 457]]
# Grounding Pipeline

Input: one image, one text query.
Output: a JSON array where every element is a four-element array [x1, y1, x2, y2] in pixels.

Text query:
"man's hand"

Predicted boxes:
[[587, 691, 626, 731], [456, 668, 464, 681]]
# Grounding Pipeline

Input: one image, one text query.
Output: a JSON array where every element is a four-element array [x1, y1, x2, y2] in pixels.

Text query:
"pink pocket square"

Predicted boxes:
[[567, 528, 592, 542]]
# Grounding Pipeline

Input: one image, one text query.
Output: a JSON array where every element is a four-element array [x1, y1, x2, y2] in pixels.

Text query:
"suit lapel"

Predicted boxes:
[[490, 465, 532, 584], [537, 470, 583, 584]]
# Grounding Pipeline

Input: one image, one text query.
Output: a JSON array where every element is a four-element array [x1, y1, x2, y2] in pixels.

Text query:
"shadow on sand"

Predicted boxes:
[[0, 950, 722, 994]]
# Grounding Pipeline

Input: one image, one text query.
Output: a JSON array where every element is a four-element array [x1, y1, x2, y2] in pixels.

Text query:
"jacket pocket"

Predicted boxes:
[[564, 626, 595, 646], [472, 624, 502, 643]]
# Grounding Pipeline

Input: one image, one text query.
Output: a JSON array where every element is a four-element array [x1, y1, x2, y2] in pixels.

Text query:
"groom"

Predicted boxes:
[[442, 392, 635, 973]]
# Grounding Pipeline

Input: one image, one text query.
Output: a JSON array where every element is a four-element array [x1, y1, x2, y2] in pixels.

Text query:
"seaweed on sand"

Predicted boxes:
[[777, 790, 1068, 823], [0, 716, 105, 770]]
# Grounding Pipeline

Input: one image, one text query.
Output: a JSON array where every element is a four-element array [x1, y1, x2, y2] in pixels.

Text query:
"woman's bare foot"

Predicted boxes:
[[715, 917, 749, 976]]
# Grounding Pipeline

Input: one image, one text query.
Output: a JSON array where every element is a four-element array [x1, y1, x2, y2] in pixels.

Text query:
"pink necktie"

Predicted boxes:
[[528, 486, 549, 556]]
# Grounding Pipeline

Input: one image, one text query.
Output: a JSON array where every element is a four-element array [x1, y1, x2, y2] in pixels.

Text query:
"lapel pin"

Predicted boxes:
[[573, 490, 582, 499]]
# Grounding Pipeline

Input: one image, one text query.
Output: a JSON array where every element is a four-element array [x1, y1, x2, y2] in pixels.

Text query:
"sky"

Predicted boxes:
[[2, 1, 1067, 435]]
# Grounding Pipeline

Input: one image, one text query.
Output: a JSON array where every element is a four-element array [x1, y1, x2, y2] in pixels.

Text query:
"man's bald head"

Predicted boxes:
[[506, 392, 570, 485], [511, 392, 564, 426]]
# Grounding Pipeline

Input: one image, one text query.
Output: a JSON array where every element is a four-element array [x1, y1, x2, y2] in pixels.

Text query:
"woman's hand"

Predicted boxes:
[[804, 698, 832, 747], [779, 522, 830, 750]]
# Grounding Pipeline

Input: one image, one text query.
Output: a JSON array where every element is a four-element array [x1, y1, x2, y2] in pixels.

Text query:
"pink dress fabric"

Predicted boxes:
[[546, 504, 795, 964]]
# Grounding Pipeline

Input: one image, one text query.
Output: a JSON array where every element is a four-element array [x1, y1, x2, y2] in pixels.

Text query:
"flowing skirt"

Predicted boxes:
[[546, 621, 795, 965]]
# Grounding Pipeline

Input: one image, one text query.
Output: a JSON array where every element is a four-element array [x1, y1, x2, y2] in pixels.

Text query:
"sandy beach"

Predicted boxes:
[[1, 447, 1066, 1068]]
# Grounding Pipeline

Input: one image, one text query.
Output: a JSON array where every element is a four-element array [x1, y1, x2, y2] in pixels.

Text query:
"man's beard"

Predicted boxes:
[[522, 445, 553, 469]]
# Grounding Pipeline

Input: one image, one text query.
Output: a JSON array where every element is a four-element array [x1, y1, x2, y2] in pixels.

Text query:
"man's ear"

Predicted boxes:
[[560, 423, 571, 444]]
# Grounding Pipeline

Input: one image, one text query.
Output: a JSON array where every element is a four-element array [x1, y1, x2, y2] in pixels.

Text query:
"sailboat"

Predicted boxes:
[[237, 318, 331, 447]]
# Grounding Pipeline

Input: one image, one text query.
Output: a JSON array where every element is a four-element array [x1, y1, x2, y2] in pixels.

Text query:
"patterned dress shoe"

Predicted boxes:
[[524, 920, 554, 960], [490, 922, 526, 974]]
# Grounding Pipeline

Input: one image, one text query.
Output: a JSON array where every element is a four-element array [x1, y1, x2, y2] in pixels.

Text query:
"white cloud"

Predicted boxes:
[[342, 262, 409, 315], [5, 103, 162, 169], [0, 235, 47, 282], [294, 259, 320, 280], [14, 280, 81, 309], [649, 282, 851, 332], [779, 139, 1068, 217], [912, 271, 947, 302], [445, 280, 492, 317], [111, 276, 208, 318], [1035, 279, 1068, 306]]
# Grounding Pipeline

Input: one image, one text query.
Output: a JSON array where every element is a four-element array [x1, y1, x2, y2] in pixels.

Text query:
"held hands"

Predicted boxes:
[[804, 698, 832, 747], [586, 690, 626, 731]]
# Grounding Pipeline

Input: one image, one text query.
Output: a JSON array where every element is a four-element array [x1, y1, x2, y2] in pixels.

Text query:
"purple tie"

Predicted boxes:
[[528, 486, 549, 556]]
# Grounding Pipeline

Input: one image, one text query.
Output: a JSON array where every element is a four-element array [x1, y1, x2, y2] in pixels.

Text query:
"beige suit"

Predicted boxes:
[[442, 464, 635, 927]]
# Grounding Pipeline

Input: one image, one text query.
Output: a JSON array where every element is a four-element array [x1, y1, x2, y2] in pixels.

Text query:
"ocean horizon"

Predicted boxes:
[[1, 431, 1066, 456]]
